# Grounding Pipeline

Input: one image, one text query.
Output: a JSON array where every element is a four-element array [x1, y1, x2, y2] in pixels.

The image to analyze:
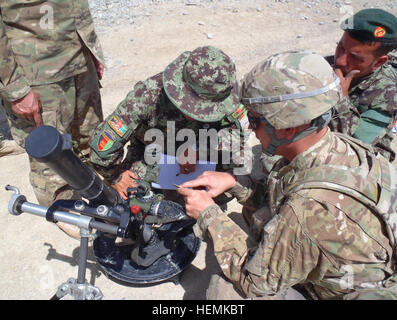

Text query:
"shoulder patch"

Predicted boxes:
[[231, 104, 247, 120], [108, 115, 128, 137], [234, 104, 250, 130], [98, 128, 117, 152]]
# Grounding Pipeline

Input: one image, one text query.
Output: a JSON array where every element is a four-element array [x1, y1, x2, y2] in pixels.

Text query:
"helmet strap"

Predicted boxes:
[[262, 109, 333, 156], [241, 78, 340, 105]]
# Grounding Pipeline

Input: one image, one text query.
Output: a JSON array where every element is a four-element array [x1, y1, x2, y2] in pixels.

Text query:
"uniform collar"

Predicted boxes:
[[274, 129, 334, 176], [350, 64, 386, 92]]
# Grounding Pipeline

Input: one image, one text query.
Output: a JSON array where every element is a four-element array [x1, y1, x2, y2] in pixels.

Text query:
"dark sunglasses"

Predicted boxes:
[[247, 112, 267, 130]]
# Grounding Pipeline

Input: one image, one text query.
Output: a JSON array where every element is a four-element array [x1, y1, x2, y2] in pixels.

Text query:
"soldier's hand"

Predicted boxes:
[[112, 170, 140, 200], [334, 68, 360, 96], [180, 171, 237, 198], [11, 90, 43, 127], [177, 145, 198, 175], [177, 187, 215, 220]]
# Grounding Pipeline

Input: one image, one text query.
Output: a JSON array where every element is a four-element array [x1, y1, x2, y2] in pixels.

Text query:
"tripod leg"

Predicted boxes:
[[50, 294, 61, 300], [50, 281, 70, 300], [77, 228, 90, 284]]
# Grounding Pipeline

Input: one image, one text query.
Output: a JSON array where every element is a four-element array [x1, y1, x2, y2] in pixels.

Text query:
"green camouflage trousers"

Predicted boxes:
[[3, 54, 103, 207]]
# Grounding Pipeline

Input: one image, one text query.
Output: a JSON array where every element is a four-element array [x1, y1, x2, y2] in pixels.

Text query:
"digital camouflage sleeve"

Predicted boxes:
[[89, 74, 163, 181], [89, 69, 251, 182]]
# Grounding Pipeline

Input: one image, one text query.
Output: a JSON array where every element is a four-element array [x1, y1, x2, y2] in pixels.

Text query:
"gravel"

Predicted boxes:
[[1, 0, 396, 140], [88, 0, 396, 33]]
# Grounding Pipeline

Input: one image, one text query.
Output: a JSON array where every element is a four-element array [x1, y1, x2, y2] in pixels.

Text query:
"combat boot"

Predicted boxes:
[[0, 139, 24, 157]]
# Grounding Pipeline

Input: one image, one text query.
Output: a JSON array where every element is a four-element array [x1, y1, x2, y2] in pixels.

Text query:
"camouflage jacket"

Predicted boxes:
[[197, 129, 397, 300], [328, 56, 397, 162], [89, 73, 249, 182], [0, 0, 104, 102]]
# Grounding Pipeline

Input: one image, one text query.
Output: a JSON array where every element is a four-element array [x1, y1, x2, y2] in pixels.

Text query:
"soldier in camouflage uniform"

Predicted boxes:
[[243, 8, 397, 243], [247, 8, 397, 225], [0, 1, 105, 238], [328, 8, 397, 162], [178, 51, 397, 300], [89, 46, 249, 201]]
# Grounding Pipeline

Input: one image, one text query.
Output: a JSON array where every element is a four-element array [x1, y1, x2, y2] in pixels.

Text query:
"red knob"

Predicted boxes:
[[130, 204, 141, 215]]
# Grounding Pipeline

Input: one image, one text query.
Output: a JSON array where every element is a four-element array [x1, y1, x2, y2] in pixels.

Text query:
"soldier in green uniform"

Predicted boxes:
[[89, 46, 250, 201], [328, 8, 397, 162], [0, 1, 105, 238], [178, 51, 397, 300]]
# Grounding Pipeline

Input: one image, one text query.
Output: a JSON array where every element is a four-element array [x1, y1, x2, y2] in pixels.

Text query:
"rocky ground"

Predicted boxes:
[[0, 0, 396, 301]]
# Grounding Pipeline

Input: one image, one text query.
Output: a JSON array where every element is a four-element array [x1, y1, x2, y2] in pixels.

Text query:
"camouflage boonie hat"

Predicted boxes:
[[163, 46, 240, 122], [241, 50, 342, 129]]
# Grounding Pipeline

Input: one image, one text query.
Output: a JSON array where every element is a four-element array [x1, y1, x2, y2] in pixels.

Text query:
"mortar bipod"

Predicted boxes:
[[5, 185, 120, 300]]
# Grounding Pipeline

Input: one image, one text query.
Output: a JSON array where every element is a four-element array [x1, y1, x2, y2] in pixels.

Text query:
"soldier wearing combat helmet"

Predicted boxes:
[[328, 8, 397, 162], [178, 51, 397, 300], [89, 46, 249, 200]]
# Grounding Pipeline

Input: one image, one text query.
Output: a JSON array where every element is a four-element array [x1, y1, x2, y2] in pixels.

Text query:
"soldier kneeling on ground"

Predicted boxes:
[[178, 51, 397, 300]]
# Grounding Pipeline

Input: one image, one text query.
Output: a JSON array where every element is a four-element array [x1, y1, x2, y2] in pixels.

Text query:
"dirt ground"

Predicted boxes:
[[1, 0, 396, 300]]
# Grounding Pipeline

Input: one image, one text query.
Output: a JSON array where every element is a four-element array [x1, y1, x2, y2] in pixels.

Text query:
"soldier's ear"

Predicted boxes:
[[372, 55, 389, 70], [276, 123, 312, 141]]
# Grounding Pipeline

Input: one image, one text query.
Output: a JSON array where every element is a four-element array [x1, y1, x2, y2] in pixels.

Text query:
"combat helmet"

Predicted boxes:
[[163, 46, 240, 122], [241, 50, 343, 155]]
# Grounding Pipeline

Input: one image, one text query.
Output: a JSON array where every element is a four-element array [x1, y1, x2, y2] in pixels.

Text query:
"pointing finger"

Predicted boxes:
[[176, 187, 194, 197], [181, 176, 208, 189]]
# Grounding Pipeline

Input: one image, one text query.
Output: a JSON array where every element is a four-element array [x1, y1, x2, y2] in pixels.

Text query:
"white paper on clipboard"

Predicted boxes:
[[151, 154, 216, 190]]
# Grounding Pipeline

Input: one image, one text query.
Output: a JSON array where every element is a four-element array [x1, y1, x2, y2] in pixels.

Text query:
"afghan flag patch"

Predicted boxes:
[[232, 104, 247, 120], [98, 128, 116, 152], [108, 115, 128, 137]]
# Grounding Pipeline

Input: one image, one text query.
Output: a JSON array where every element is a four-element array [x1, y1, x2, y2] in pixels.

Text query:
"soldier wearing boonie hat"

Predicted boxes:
[[163, 46, 240, 122], [176, 50, 397, 300], [89, 46, 249, 201], [328, 8, 397, 162]]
